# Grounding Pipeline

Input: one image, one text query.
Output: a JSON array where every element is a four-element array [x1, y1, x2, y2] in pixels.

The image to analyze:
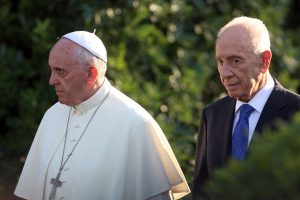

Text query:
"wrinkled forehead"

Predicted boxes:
[[50, 38, 80, 54], [48, 38, 81, 67], [218, 25, 251, 43]]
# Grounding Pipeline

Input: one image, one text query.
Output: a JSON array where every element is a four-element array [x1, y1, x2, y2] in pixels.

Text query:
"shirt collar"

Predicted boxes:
[[73, 77, 111, 113], [235, 73, 275, 113]]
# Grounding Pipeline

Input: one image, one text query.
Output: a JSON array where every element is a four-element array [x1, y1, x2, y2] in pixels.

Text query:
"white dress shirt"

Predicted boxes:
[[233, 73, 275, 145]]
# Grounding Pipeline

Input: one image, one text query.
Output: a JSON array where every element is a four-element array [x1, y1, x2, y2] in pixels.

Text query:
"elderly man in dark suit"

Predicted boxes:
[[192, 16, 300, 199]]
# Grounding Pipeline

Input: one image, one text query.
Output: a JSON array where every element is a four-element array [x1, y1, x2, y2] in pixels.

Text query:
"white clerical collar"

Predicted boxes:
[[235, 73, 275, 113], [74, 77, 111, 113]]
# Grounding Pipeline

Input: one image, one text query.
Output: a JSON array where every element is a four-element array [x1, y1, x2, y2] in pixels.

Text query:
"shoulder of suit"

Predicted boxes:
[[273, 84, 300, 99], [271, 84, 300, 110], [204, 95, 235, 111]]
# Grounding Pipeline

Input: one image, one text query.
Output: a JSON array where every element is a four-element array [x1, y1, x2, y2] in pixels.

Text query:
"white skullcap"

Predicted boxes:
[[62, 31, 107, 63]]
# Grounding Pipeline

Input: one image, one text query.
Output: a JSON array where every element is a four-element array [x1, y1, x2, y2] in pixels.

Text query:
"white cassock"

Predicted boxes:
[[14, 78, 190, 200]]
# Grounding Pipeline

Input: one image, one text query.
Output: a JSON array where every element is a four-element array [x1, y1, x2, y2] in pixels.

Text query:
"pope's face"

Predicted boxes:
[[215, 27, 264, 102], [48, 39, 89, 106]]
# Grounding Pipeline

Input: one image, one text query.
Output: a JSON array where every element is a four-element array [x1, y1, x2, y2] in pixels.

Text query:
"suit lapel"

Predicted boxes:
[[255, 83, 286, 133], [217, 98, 236, 162]]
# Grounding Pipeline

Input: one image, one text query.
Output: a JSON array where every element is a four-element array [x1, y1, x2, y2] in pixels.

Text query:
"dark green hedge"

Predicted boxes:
[[205, 113, 300, 200]]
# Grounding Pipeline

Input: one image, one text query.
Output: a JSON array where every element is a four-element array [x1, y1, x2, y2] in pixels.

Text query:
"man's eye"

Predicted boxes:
[[231, 58, 240, 64], [56, 69, 66, 76]]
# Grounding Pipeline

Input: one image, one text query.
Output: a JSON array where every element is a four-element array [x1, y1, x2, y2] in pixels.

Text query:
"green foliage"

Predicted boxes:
[[204, 113, 300, 200], [0, 0, 299, 195]]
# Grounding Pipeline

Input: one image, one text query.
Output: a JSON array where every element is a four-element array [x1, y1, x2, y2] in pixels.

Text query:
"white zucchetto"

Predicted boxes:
[[62, 31, 107, 63]]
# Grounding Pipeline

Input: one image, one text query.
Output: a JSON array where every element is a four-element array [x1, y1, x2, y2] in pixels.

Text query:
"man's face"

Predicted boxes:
[[48, 39, 89, 106], [215, 27, 264, 102]]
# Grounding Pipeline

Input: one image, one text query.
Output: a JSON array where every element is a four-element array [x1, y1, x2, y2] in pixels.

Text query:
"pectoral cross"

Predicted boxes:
[[48, 172, 63, 200]]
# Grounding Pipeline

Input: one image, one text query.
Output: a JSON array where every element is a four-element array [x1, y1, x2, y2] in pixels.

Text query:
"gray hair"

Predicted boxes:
[[74, 45, 107, 74], [217, 16, 271, 54]]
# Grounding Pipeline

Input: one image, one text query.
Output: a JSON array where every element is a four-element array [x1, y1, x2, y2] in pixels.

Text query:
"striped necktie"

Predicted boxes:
[[232, 104, 254, 160]]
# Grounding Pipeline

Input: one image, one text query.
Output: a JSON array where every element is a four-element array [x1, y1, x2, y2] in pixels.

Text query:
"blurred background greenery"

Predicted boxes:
[[0, 0, 299, 199]]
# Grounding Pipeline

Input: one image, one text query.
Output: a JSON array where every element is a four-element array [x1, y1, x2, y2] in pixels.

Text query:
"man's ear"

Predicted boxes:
[[87, 66, 99, 86], [260, 50, 272, 73]]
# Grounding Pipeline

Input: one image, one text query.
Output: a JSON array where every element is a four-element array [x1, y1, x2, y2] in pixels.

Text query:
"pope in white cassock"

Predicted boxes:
[[14, 31, 190, 200]]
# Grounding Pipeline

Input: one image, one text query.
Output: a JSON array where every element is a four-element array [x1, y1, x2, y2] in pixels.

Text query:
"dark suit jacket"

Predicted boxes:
[[192, 81, 300, 199]]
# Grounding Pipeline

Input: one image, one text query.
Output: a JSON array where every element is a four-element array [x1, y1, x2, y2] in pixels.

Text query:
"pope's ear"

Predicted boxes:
[[87, 66, 99, 86], [260, 50, 272, 73]]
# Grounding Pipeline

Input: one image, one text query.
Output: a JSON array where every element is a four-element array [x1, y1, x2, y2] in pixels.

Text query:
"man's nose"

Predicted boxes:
[[218, 64, 233, 78], [49, 72, 58, 86]]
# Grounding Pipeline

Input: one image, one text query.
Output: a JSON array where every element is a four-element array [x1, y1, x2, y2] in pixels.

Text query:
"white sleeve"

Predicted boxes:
[[147, 191, 174, 200]]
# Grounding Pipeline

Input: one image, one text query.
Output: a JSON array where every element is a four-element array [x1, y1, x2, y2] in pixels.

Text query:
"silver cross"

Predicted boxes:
[[48, 176, 63, 200]]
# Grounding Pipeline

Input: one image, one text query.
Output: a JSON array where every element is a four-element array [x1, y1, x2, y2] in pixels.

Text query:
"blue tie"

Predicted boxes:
[[232, 104, 254, 160]]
